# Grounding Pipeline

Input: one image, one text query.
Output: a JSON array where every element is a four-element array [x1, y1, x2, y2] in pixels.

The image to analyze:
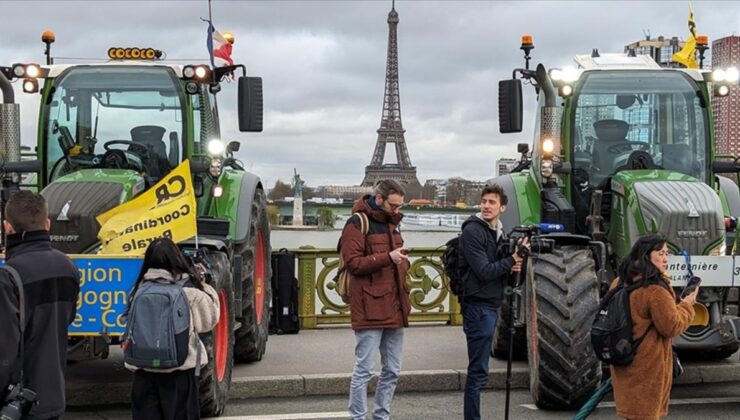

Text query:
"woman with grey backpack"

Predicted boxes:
[[123, 237, 220, 420]]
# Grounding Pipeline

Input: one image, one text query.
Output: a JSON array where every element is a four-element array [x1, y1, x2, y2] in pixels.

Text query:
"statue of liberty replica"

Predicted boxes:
[[291, 168, 304, 226]]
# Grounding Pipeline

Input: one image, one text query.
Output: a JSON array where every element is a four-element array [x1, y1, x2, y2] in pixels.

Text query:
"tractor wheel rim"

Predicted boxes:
[[255, 229, 266, 325], [216, 290, 228, 382]]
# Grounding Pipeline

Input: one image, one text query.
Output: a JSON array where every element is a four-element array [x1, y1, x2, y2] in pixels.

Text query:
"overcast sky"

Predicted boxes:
[[3, 0, 740, 188]]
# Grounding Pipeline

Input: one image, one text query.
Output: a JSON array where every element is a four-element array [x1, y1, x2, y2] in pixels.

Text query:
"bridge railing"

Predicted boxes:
[[292, 246, 462, 328]]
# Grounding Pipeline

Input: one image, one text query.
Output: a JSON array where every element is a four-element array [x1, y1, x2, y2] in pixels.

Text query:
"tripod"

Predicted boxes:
[[504, 267, 523, 420]]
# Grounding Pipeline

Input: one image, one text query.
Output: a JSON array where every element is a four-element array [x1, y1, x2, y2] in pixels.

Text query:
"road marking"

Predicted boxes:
[[520, 397, 740, 410], [205, 411, 349, 420]]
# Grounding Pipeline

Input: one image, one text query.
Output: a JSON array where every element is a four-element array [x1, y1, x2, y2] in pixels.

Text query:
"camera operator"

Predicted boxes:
[[0, 191, 79, 420], [458, 184, 529, 420]]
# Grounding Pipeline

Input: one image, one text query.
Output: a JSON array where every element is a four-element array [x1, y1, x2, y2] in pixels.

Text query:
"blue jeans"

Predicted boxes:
[[348, 328, 404, 420], [462, 303, 498, 420]]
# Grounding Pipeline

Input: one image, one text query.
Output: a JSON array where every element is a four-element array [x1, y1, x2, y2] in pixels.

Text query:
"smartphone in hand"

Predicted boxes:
[[680, 276, 702, 299]]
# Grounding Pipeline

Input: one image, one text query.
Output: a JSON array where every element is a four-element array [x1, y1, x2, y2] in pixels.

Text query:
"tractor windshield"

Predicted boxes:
[[44, 66, 184, 183], [572, 71, 708, 188]]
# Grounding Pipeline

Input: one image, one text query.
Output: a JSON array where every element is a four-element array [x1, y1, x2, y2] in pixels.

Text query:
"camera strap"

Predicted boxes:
[[2, 265, 26, 386]]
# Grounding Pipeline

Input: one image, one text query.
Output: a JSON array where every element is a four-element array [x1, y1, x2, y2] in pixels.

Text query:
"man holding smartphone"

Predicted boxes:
[[340, 179, 411, 420]]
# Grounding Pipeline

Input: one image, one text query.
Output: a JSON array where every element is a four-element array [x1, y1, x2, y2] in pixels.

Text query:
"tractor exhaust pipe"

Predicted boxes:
[[0, 71, 21, 165]]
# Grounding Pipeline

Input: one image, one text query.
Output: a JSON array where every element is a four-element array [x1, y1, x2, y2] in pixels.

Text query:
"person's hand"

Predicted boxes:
[[389, 247, 409, 264], [512, 237, 531, 263], [682, 286, 699, 306], [511, 260, 523, 273]]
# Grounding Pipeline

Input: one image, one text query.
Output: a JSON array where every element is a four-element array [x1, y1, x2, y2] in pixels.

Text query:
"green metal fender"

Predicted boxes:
[[208, 169, 263, 246], [488, 171, 541, 231]]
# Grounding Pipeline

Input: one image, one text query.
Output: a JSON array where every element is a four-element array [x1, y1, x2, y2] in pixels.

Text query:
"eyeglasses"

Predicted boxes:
[[387, 202, 403, 210]]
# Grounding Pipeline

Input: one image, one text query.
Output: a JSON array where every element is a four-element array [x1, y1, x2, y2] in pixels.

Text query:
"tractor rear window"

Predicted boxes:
[[572, 71, 708, 187]]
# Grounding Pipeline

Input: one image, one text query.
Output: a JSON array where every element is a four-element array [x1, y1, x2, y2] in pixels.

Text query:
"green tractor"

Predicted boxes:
[[491, 37, 740, 409], [0, 40, 272, 416]]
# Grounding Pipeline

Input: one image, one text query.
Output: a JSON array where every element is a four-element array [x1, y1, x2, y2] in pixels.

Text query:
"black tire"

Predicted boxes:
[[199, 250, 234, 417], [491, 301, 527, 361], [525, 245, 601, 410], [234, 188, 272, 362]]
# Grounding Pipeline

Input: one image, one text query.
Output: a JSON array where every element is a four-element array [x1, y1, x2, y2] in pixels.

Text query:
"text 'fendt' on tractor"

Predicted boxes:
[[492, 35, 740, 409], [0, 32, 272, 417]]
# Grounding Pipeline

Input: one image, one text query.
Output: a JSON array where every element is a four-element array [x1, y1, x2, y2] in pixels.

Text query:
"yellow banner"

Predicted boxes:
[[97, 160, 197, 255]]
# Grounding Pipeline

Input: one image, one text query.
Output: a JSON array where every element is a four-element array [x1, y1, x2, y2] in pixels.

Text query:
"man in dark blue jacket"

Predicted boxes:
[[0, 191, 79, 420], [458, 184, 528, 420]]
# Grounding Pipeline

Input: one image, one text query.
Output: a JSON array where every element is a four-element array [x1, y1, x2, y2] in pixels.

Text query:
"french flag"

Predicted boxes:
[[206, 23, 234, 68]]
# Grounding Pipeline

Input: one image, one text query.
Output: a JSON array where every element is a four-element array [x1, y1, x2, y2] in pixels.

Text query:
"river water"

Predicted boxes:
[[270, 212, 473, 250]]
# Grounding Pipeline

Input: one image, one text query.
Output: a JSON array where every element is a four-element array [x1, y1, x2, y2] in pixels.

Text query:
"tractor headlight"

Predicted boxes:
[[542, 138, 555, 157], [716, 84, 730, 97], [22, 79, 39, 94], [712, 69, 727, 83], [183, 65, 196, 79], [212, 184, 224, 198], [725, 67, 739, 83], [194, 66, 208, 80], [185, 81, 199, 95], [559, 84, 573, 97], [541, 159, 553, 178], [207, 139, 225, 155], [25, 64, 40, 78]]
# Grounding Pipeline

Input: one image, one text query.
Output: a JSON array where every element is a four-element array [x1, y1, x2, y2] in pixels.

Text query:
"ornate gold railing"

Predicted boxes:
[[293, 246, 462, 328]]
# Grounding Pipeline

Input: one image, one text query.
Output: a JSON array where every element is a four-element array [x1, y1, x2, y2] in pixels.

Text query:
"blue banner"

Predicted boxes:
[[2, 255, 143, 335], [68, 256, 143, 335]]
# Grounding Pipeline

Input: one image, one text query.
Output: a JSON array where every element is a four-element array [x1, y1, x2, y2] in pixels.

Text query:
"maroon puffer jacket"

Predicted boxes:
[[340, 195, 411, 330]]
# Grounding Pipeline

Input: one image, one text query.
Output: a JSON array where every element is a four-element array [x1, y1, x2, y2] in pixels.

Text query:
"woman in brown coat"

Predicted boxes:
[[611, 234, 698, 420]]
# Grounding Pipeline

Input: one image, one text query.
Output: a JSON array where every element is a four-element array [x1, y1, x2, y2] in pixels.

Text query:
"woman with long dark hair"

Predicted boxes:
[[125, 238, 220, 420], [611, 234, 698, 419]]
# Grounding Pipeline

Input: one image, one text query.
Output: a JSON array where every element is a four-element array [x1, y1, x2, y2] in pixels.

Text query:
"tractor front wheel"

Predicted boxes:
[[525, 245, 601, 409]]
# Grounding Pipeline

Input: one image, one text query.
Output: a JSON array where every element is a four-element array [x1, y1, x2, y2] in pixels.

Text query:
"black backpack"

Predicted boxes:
[[441, 236, 463, 295], [591, 280, 658, 366]]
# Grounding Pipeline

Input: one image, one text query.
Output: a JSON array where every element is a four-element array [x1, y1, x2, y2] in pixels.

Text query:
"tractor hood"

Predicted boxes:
[[610, 170, 724, 256], [40, 169, 146, 253]]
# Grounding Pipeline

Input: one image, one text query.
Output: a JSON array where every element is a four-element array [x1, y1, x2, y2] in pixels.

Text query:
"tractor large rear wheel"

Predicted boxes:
[[234, 188, 272, 362], [199, 250, 234, 417], [525, 245, 601, 409], [492, 301, 527, 361]]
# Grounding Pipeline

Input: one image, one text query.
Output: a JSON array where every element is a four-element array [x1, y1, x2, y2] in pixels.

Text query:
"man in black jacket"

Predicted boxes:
[[0, 191, 79, 420], [458, 184, 528, 420]]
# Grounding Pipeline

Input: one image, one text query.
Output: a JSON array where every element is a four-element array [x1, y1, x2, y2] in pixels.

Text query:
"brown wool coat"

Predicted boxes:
[[610, 275, 695, 420], [341, 195, 411, 330]]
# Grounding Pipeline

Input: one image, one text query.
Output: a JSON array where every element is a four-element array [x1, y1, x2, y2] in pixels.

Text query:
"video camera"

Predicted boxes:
[[1, 384, 37, 420], [507, 224, 559, 258]]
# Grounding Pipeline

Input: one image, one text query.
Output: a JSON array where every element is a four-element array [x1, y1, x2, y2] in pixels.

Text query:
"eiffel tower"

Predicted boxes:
[[361, 1, 420, 188]]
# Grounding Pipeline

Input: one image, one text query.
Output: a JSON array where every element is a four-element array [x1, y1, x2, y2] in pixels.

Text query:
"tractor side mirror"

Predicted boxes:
[[712, 160, 740, 173], [498, 79, 523, 133], [226, 141, 240, 155], [238, 76, 263, 132], [517, 143, 529, 154]]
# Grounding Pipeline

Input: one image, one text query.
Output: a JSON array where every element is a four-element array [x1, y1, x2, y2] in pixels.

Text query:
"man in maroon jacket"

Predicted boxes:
[[340, 180, 411, 420]]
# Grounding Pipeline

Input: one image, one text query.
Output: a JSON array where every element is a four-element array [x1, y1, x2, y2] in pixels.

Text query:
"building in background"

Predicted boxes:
[[624, 35, 683, 67], [495, 158, 518, 177], [712, 35, 740, 156]]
